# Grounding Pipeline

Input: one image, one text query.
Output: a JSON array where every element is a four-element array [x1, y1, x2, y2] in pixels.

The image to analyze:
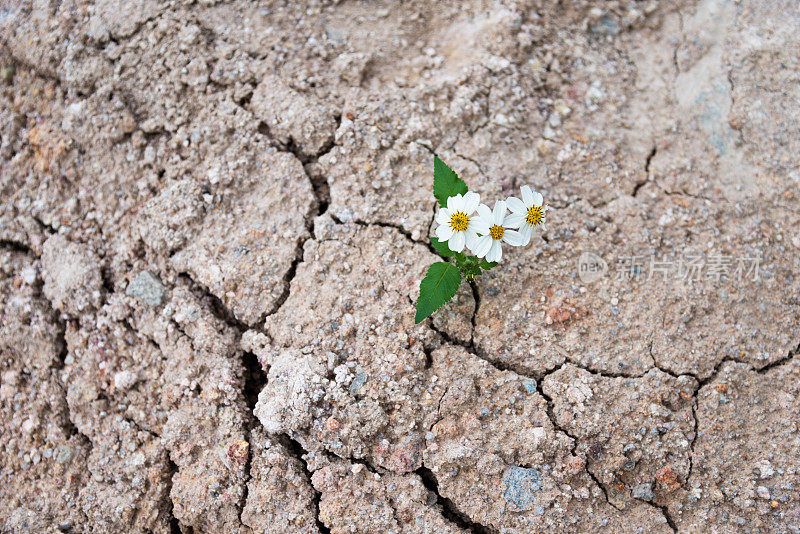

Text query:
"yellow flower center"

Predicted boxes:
[[449, 211, 469, 232], [489, 224, 505, 240], [526, 205, 544, 226]]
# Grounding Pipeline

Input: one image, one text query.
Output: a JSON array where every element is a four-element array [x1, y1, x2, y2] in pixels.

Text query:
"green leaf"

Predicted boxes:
[[480, 259, 498, 270], [430, 237, 454, 257], [433, 156, 468, 208], [415, 262, 462, 324]]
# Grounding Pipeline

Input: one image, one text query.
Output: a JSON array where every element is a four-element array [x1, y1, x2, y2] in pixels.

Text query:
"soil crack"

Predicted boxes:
[[281, 435, 332, 534], [633, 145, 657, 197], [415, 466, 497, 534]]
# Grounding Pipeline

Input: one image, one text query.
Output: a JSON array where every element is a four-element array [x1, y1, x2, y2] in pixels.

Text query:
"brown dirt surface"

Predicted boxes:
[[2, 1, 799, 532]]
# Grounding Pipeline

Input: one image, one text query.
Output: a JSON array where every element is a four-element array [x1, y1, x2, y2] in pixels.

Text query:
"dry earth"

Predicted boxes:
[[1, 0, 799, 533]]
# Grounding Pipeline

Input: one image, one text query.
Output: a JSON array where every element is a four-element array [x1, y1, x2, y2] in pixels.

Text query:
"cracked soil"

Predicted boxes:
[[1, 0, 800, 532]]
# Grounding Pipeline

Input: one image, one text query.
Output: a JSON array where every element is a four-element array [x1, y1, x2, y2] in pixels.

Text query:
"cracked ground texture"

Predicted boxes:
[[0, 0, 798, 532]]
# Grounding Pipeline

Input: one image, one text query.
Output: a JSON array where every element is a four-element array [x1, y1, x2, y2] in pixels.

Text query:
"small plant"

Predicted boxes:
[[415, 156, 548, 323]]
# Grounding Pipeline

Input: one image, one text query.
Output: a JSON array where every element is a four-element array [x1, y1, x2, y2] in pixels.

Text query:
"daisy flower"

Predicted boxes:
[[506, 185, 547, 244], [470, 200, 526, 263], [434, 191, 483, 253]]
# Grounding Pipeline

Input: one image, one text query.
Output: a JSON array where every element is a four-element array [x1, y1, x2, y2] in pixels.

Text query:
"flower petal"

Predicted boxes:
[[504, 213, 525, 229], [521, 185, 534, 205], [449, 231, 466, 252], [474, 235, 493, 258], [502, 229, 527, 246], [462, 191, 480, 215], [435, 208, 450, 225], [519, 223, 533, 244], [487, 241, 502, 263], [476, 203, 492, 221], [531, 190, 543, 207], [506, 196, 526, 213], [471, 219, 491, 235], [450, 194, 465, 212], [465, 230, 481, 252], [492, 200, 507, 225], [436, 223, 453, 241]]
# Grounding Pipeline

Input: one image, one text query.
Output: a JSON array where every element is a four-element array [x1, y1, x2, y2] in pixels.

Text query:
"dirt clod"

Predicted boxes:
[[2, 0, 799, 532]]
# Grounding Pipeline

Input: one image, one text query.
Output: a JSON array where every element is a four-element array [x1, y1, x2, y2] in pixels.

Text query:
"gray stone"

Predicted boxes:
[[502, 467, 543, 512], [632, 483, 655, 502], [126, 270, 167, 307]]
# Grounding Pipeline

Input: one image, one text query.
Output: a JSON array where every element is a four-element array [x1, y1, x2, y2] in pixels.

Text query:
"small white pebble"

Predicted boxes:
[[20, 266, 37, 285], [114, 370, 138, 391], [22, 418, 36, 435]]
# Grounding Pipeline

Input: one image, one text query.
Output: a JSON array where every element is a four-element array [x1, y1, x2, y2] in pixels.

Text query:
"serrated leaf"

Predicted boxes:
[[430, 237, 455, 257], [480, 259, 498, 270], [433, 156, 468, 208], [415, 262, 461, 324]]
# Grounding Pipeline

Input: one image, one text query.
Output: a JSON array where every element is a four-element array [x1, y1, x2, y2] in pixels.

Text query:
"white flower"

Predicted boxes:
[[434, 191, 482, 252], [506, 185, 547, 244], [469, 200, 526, 263]]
